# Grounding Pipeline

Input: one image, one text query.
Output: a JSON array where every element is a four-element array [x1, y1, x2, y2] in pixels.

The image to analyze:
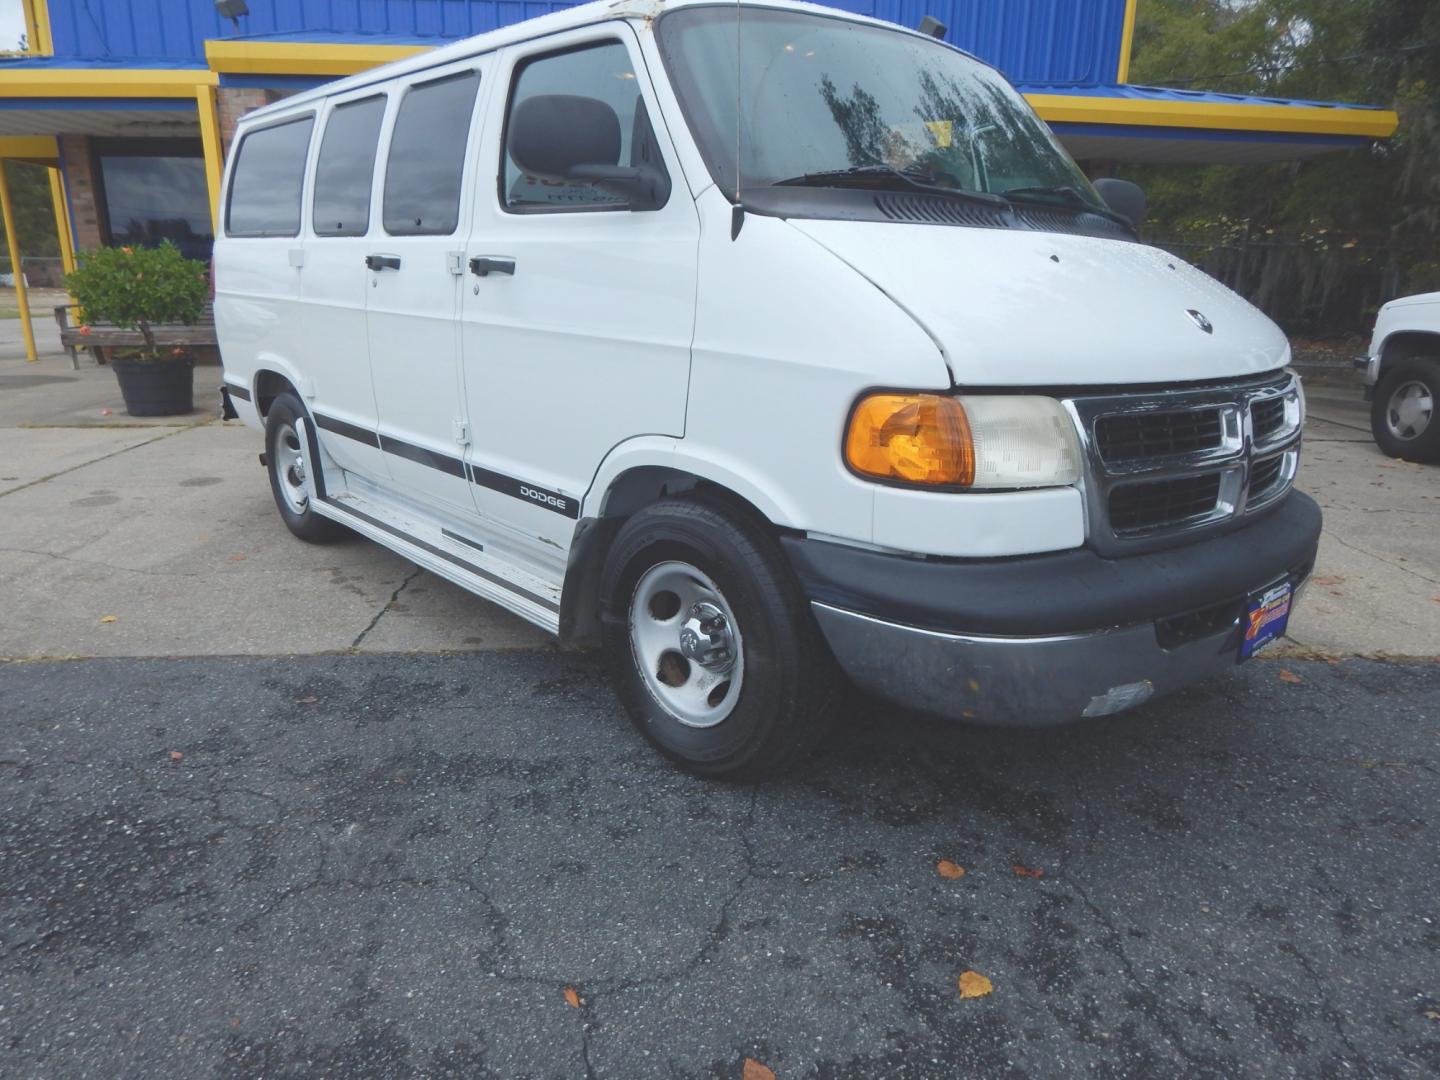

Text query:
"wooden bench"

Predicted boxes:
[[54, 302, 217, 370]]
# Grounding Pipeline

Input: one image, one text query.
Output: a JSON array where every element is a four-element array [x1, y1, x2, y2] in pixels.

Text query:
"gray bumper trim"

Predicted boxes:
[[812, 601, 1261, 726]]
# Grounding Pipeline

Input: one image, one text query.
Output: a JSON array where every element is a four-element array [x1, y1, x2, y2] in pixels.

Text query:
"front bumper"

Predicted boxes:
[[787, 491, 1321, 725]]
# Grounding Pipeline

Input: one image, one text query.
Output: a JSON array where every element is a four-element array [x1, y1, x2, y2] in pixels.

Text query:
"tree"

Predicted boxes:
[[0, 160, 61, 267], [1124, 0, 1439, 332]]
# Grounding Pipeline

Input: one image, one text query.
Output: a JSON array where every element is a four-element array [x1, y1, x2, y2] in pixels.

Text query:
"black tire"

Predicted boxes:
[[1371, 357, 1440, 463], [265, 392, 348, 544], [599, 492, 839, 779]]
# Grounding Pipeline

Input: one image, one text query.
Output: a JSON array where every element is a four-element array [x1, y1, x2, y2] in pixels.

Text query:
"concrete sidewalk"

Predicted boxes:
[[1, 352, 1436, 661]]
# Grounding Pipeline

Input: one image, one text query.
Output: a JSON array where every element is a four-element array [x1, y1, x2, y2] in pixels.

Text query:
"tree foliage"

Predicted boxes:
[[1127, 0, 1439, 333], [0, 161, 61, 264]]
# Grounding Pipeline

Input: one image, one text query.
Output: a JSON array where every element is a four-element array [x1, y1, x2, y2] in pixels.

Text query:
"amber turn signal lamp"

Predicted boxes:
[[845, 393, 976, 486]]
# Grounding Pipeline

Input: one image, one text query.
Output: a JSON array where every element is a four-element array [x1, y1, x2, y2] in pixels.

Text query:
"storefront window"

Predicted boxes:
[[95, 139, 213, 260]]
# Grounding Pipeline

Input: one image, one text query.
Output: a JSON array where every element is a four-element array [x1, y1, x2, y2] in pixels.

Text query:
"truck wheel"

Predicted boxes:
[[1371, 358, 1440, 463], [265, 392, 347, 544], [599, 494, 839, 779]]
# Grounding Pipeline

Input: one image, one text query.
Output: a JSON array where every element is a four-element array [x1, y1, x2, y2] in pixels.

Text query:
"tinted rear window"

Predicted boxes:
[[226, 116, 314, 238], [383, 71, 480, 236], [313, 96, 386, 237]]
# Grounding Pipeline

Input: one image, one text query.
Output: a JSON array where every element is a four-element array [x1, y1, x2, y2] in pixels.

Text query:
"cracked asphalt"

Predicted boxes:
[[3, 652, 1438, 1078]]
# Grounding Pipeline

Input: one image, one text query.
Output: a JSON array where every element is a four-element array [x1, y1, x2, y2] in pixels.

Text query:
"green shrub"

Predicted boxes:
[[65, 242, 208, 361]]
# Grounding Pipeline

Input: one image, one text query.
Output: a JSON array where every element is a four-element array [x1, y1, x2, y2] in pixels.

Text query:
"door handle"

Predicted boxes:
[[469, 256, 516, 277], [365, 254, 401, 272]]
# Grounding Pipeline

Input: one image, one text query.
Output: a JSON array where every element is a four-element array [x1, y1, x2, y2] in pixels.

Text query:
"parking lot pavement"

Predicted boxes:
[[1, 652, 1437, 1078], [1291, 388, 1440, 658]]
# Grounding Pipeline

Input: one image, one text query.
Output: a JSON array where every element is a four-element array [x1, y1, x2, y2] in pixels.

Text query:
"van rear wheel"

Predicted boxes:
[[600, 494, 838, 779], [265, 392, 348, 544]]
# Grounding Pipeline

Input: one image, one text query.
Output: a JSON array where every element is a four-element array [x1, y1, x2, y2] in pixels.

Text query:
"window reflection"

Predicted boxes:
[[98, 146, 214, 260]]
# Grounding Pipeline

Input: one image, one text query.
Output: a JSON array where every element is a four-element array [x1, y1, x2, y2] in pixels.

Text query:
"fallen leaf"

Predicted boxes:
[[1278, 669, 1303, 684], [936, 859, 966, 880], [99, 407, 112, 416], [743, 1060, 776, 1080], [169, 751, 183, 762], [562, 986, 580, 1008], [227, 554, 247, 562], [298, 695, 319, 705], [1012, 864, 1044, 879], [1312, 575, 1345, 586], [958, 970, 993, 999], [98, 614, 118, 624], [1423, 1009, 1440, 1021]]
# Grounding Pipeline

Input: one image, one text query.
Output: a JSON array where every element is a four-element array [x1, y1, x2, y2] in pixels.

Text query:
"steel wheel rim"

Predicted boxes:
[[274, 421, 309, 514], [628, 560, 744, 729], [1386, 379, 1434, 441]]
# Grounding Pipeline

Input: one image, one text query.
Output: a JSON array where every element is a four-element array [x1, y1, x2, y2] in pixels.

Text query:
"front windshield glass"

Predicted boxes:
[[656, 6, 1105, 212]]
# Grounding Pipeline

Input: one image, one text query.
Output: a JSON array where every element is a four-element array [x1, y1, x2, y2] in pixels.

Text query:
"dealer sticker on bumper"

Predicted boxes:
[[1240, 581, 1293, 661]]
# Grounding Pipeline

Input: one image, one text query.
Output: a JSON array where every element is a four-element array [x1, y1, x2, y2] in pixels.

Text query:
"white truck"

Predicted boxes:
[[214, 0, 1320, 777], [1357, 292, 1440, 462]]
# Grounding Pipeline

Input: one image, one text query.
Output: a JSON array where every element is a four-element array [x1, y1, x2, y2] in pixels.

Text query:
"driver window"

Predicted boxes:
[[502, 41, 655, 211]]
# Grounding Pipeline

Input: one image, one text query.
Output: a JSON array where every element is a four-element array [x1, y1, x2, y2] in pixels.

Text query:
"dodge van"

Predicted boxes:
[[215, 0, 1322, 777]]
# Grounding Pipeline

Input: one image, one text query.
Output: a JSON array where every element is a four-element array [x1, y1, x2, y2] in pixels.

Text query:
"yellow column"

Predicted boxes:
[[0, 160, 38, 363], [196, 83, 224, 232], [48, 166, 75, 275]]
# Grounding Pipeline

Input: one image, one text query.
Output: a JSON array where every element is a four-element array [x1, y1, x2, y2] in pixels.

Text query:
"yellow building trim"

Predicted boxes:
[[48, 167, 75, 276], [25, 0, 54, 55], [1025, 94, 1400, 140], [196, 83, 224, 231], [0, 160, 38, 362], [0, 68, 218, 98], [205, 39, 428, 77], [0, 135, 59, 163], [1116, 0, 1138, 83]]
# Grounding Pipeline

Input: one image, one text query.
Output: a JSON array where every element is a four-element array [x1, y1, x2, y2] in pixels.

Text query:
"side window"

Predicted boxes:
[[226, 116, 314, 238], [313, 96, 386, 237], [383, 71, 480, 236], [503, 41, 661, 211]]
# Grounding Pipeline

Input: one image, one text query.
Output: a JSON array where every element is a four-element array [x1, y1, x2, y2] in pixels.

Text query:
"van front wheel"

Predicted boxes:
[[600, 495, 838, 779]]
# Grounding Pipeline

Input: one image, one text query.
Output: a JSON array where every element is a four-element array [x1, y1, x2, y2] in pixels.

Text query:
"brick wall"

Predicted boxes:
[[217, 88, 277, 156], [57, 135, 102, 252]]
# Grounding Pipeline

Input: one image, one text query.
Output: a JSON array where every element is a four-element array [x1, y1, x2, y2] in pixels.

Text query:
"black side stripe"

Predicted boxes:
[[223, 380, 251, 401], [379, 434, 466, 478], [314, 411, 381, 448], [323, 496, 560, 614], [311, 412, 578, 518], [469, 463, 580, 519]]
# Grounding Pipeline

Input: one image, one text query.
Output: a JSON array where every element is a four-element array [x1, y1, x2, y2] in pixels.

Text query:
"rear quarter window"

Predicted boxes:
[[226, 116, 315, 238]]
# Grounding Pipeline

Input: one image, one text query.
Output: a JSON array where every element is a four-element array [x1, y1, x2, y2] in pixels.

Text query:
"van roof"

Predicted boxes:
[[238, 0, 957, 123]]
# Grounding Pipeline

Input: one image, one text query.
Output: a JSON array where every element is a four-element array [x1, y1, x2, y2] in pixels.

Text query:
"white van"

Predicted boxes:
[[215, 0, 1321, 777]]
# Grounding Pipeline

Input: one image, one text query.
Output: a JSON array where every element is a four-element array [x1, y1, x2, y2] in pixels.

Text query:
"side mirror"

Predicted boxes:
[[508, 94, 667, 210], [1092, 178, 1146, 230]]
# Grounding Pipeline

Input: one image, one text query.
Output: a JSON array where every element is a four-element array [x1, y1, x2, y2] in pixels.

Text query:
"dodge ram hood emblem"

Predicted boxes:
[[1186, 309, 1214, 334]]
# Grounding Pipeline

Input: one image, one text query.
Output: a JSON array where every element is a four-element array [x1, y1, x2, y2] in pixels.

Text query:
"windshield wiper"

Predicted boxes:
[[1001, 184, 1134, 229], [774, 165, 1007, 205]]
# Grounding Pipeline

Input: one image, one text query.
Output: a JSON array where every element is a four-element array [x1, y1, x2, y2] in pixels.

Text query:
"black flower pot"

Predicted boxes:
[[111, 354, 195, 417]]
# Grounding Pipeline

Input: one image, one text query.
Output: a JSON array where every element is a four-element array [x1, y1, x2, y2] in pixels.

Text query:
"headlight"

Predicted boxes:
[[844, 392, 1081, 489]]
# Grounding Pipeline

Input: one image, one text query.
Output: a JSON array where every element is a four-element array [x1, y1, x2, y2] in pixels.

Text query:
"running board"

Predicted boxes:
[[312, 487, 562, 635]]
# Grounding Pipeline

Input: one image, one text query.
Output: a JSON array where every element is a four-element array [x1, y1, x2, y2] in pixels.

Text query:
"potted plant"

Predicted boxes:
[[64, 242, 209, 417]]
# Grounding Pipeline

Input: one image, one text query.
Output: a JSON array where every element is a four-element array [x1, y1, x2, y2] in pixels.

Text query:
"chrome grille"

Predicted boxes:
[[1067, 374, 1303, 554], [1108, 473, 1224, 534], [1251, 397, 1287, 443], [1095, 407, 1224, 464]]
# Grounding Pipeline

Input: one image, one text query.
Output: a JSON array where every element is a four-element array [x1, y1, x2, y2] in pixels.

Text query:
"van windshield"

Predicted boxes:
[[655, 6, 1107, 216]]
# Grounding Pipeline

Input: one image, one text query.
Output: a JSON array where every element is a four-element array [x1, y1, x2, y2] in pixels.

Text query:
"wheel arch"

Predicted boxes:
[[559, 458, 792, 646], [1377, 329, 1440, 373]]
